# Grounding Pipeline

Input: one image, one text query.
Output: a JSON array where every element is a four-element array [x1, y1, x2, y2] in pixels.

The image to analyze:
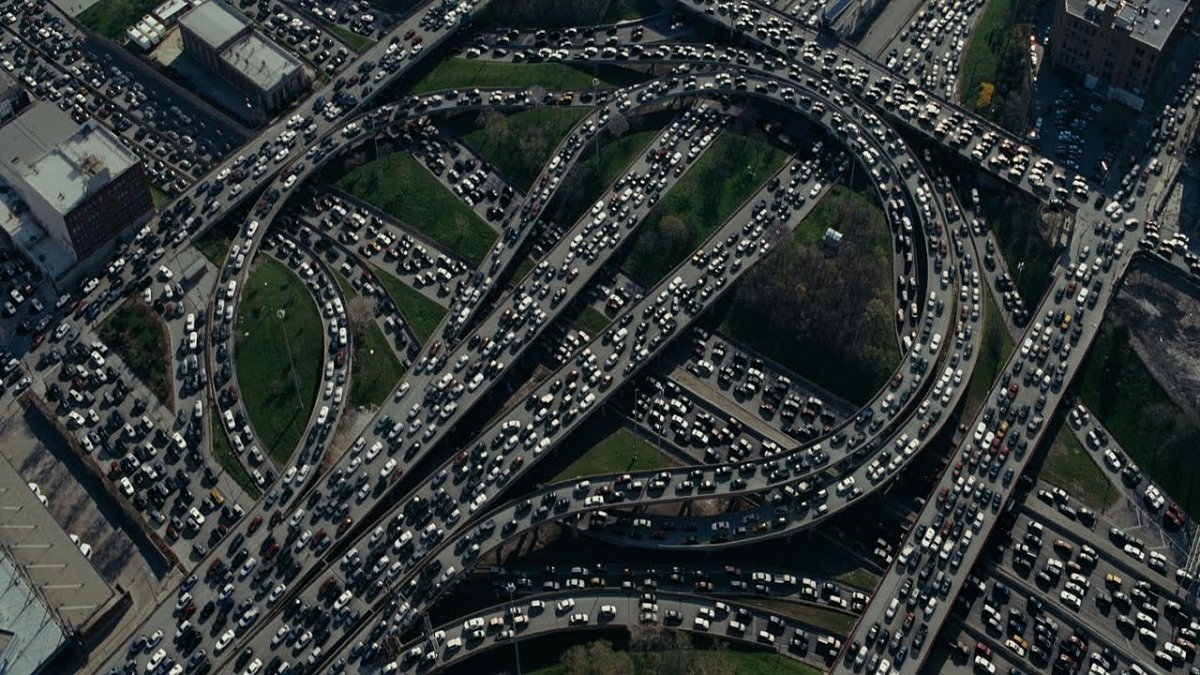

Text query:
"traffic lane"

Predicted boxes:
[[993, 537, 1158, 667], [1019, 501, 1187, 607], [38, 326, 238, 567], [987, 564, 1170, 674], [677, 0, 1108, 203], [837, 230, 1134, 674], [378, 589, 833, 674], [498, 562, 868, 613]]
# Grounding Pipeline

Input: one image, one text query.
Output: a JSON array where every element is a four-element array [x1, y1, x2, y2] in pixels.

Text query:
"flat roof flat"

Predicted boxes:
[[0, 552, 67, 675], [179, 0, 247, 50], [1066, 0, 1189, 50], [220, 31, 304, 91], [0, 102, 141, 217]]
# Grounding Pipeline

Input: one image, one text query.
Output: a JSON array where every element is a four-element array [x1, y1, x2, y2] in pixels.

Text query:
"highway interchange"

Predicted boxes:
[[0, 0, 1198, 674]]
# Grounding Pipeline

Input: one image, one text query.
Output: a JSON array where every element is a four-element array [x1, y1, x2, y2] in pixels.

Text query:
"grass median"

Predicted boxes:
[[1078, 317, 1200, 517], [1038, 422, 1117, 512], [332, 270, 405, 409], [736, 598, 856, 636], [371, 264, 447, 345], [211, 415, 260, 499], [553, 427, 672, 482], [235, 258, 323, 463], [319, 19, 373, 53], [461, 107, 592, 191], [963, 290, 1015, 416], [412, 59, 615, 95], [97, 300, 173, 409], [624, 132, 788, 286], [717, 183, 901, 405], [337, 153, 496, 265]]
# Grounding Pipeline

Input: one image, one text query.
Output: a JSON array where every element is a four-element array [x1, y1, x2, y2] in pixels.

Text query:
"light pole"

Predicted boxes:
[[506, 582, 522, 675], [592, 78, 601, 172]]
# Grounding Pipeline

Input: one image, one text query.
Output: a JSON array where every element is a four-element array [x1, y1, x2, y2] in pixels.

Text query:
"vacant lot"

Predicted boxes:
[[461, 108, 591, 191], [196, 228, 234, 266], [718, 184, 900, 404], [372, 265, 447, 344], [338, 153, 496, 265], [236, 258, 324, 463], [1078, 297, 1200, 517], [78, 0, 159, 39], [625, 132, 788, 286], [97, 300, 173, 409]]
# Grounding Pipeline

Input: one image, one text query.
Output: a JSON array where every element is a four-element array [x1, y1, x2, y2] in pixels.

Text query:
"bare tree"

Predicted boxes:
[[606, 110, 630, 138], [346, 295, 375, 344]]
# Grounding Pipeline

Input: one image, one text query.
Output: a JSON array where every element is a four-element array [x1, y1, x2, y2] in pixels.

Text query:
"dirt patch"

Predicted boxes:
[[1112, 267, 1200, 417]]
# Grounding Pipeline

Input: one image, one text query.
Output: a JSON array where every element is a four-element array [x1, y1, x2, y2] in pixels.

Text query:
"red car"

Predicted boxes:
[[247, 515, 262, 533], [263, 542, 280, 560], [179, 602, 196, 621], [336, 516, 353, 537]]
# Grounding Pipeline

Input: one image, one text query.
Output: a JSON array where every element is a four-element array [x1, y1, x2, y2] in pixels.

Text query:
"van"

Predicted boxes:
[[885, 597, 900, 623]]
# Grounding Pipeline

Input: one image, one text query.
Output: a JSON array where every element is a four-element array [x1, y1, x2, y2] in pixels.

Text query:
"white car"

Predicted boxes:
[[215, 629, 236, 653]]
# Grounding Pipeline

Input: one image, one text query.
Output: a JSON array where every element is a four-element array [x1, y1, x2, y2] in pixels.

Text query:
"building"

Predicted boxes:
[[1048, 0, 1191, 109], [0, 72, 30, 126], [0, 102, 153, 275], [178, 0, 308, 120]]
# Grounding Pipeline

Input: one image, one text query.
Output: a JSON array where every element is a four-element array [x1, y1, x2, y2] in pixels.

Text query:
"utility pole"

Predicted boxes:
[[506, 582, 522, 675]]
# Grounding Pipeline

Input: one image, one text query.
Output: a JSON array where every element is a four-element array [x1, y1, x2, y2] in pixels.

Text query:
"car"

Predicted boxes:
[[215, 629, 236, 653], [569, 612, 589, 625]]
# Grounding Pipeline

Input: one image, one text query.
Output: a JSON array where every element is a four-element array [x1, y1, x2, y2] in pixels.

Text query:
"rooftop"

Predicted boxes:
[[1066, 0, 1190, 50], [0, 102, 142, 216], [178, 0, 248, 50], [0, 71, 18, 101], [220, 31, 304, 91], [0, 550, 67, 675]]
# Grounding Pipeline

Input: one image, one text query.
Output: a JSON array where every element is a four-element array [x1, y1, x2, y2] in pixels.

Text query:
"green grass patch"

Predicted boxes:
[[736, 598, 855, 636], [508, 256, 536, 288], [958, 0, 1033, 132], [371, 265, 447, 344], [236, 258, 324, 463], [337, 153, 496, 265], [462, 108, 591, 191], [211, 415, 260, 500], [366, 0, 420, 11], [1079, 318, 1200, 517], [963, 289, 1015, 416], [333, 270, 405, 409], [625, 132, 787, 286], [716, 183, 901, 405], [350, 319, 405, 409], [196, 232, 234, 267], [319, 19, 374, 53], [150, 185, 169, 209], [553, 428, 672, 481], [1039, 423, 1118, 511], [577, 306, 610, 334], [78, 0, 159, 40], [97, 300, 173, 409], [983, 193, 1056, 302], [836, 568, 882, 591], [412, 59, 615, 95], [475, 0, 662, 28]]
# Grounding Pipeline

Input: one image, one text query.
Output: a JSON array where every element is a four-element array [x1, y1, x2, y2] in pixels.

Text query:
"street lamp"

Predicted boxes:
[[506, 582, 522, 675]]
